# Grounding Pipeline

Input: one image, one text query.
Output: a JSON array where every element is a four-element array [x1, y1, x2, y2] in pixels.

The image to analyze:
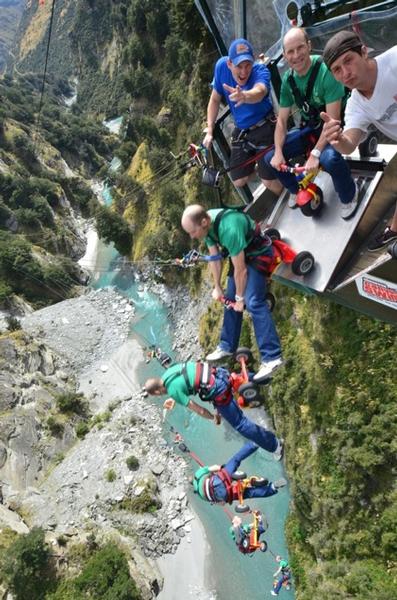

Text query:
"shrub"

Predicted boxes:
[[75, 421, 89, 439], [56, 392, 87, 415], [47, 416, 65, 437], [6, 316, 21, 331], [126, 455, 139, 471], [1, 527, 54, 599], [105, 469, 117, 482], [54, 452, 65, 465], [47, 542, 142, 599], [119, 489, 160, 513]]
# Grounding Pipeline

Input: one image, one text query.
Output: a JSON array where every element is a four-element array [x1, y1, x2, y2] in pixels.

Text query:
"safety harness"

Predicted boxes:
[[287, 57, 324, 129], [208, 209, 275, 276], [193, 465, 237, 503], [165, 362, 231, 405]]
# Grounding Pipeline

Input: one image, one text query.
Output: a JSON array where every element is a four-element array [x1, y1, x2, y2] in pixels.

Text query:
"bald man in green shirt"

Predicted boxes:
[[181, 205, 282, 382]]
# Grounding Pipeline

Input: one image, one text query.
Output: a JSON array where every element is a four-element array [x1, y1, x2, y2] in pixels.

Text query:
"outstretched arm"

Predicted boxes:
[[187, 399, 219, 423], [223, 82, 267, 107], [320, 111, 364, 154]]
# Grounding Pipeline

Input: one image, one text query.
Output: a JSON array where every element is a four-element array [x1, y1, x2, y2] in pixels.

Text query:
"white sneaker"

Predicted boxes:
[[206, 347, 233, 361], [273, 477, 287, 489], [341, 188, 359, 220], [273, 439, 284, 462], [287, 194, 297, 209], [253, 357, 283, 382], [271, 592, 278, 597]]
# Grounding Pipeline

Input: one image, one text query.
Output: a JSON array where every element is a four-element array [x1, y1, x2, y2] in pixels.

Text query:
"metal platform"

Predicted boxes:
[[246, 146, 397, 299]]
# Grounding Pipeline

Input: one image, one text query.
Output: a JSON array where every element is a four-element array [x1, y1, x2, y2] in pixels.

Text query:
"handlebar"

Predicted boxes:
[[220, 295, 237, 310], [280, 164, 307, 174]]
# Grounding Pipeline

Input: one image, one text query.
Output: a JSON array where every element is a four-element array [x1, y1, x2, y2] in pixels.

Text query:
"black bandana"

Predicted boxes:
[[323, 30, 363, 68]]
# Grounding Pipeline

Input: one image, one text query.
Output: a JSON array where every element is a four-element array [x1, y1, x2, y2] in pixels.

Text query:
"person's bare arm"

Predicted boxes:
[[203, 89, 222, 148], [304, 100, 343, 172], [223, 82, 267, 107], [208, 244, 223, 300], [187, 399, 218, 422], [271, 107, 290, 170], [230, 251, 247, 313], [321, 111, 364, 154]]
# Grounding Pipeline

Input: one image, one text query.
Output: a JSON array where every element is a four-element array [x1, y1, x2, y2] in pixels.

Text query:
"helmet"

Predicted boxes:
[[193, 466, 211, 500]]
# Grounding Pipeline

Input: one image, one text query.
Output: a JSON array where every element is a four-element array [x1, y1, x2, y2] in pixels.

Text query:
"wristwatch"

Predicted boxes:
[[310, 148, 321, 159], [235, 294, 244, 302]]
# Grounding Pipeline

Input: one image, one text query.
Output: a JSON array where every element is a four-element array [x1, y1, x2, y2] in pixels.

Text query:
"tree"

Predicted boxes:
[[95, 205, 133, 256], [1, 527, 54, 599]]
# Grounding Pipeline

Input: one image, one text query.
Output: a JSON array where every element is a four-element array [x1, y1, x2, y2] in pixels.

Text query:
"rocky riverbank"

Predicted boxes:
[[0, 286, 209, 598]]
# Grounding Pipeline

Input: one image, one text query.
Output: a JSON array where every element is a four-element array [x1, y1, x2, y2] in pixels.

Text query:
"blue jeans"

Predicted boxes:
[[262, 127, 355, 204], [218, 265, 281, 362], [212, 368, 278, 453], [273, 573, 291, 594], [211, 442, 278, 502]]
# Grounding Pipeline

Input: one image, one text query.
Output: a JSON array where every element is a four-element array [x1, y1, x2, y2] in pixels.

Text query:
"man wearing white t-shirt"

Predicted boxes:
[[321, 31, 397, 250]]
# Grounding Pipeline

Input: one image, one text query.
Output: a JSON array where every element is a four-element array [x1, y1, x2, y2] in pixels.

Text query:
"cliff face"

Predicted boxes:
[[0, 0, 24, 74]]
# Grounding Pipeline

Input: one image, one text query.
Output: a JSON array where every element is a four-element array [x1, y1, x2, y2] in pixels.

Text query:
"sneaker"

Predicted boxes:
[[206, 347, 233, 361], [273, 477, 287, 489], [340, 188, 359, 220], [253, 357, 283, 382], [273, 438, 284, 462], [271, 591, 278, 596], [287, 194, 297, 209], [367, 226, 397, 252]]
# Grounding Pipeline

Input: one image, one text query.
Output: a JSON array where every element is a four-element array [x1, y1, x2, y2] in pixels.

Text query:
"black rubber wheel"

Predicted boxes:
[[251, 477, 268, 487], [242, 537, 250, 549], [232, 470, 247, 480], [300, 187, 323, 217], [388, 240, 397, 259], [235, 503, 250, 514], [359, 131, 378, 157], [292, 251, 315, 276], [264, 228, 281, 241], [265, 292, 276, 312], [238, 382, 258, 401], [260, 541, 268, 552], [235, 347, 252, 362]]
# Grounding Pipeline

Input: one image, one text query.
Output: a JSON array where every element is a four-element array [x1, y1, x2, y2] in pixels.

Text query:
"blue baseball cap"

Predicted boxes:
[[228, 38, 254, 66]]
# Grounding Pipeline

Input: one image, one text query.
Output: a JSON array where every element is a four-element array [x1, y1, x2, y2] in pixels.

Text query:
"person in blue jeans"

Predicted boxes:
[[271, 555, 292, 596], [181, 205, 283, 382], [144, 361, 284, 459], [262, 27, 358, 220], [192, 441, 287, 503]]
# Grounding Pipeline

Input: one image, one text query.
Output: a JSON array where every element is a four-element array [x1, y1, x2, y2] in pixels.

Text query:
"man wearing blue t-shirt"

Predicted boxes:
[[203, 38, 282, 194]]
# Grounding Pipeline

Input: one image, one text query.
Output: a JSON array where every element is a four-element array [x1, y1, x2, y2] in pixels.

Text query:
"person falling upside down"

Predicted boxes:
[[192, 441, 287, 504], [144, 361, 283, 459], [271, 555, 292, 596], [230, 511, 268, 555]]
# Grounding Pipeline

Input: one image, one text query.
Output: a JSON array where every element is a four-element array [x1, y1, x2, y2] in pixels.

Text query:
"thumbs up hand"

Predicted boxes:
[[321, 111, 343, 146]]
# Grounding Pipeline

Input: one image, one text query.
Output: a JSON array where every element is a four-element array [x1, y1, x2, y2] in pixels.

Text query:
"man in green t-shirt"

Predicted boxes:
[[144, 362, 283, 457], [271, 554, 292, 595], [181, 204, 283, 382], [263, 27, 358, 220]]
